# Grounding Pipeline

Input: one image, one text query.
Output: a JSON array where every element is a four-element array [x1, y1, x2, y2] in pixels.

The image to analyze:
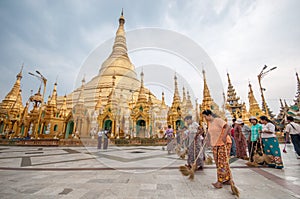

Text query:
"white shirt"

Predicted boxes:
[[98, 131, 104, 137], [285, 122, 300, 135], [261, 123, 276, 138]]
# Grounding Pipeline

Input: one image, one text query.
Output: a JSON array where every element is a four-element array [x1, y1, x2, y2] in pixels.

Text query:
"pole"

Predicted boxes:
[[257, 74, 269, 117], [35, 78, 47, 139], [257, 65, 277, 118]]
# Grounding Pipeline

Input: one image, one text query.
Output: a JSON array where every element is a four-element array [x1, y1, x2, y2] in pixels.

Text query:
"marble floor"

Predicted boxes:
[[0, 143, 299, 199]]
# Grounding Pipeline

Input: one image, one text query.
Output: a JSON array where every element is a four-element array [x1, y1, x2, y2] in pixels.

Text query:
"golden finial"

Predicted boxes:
[[17, 63, 24, 79], [227, 72, 231, 84], [81, 75, 86, 86], [119, 8, 125, 24]]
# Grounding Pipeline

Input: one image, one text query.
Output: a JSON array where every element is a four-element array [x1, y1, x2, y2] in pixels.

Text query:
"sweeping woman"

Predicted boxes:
[[248, 116, 262, 162], [184, 115, 204, 170], [259, 116, 284, 169], [202, 110, 233, 189]]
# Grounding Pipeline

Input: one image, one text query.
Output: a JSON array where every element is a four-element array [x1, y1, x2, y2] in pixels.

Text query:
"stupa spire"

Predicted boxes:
[[137, 70, 147, 103], [107, 73, 117, 105], [112, 9, 127, 58], [0, 65, 24, 113], [186, 90, 193, 110], [59, 94, 67, 117], [226, 73, 243, 118], [50, 82, 57, 107], [248, 82, 263, 117], [182, 87, 187, 107], [94, 11, 140, 109], [95, 89, 103, 110], [172, 74, 181, 104], [77, 77, 85, 104], [161, 91, 166, 107], [4, 65, 23, 101], [201, 69, 213, 110]]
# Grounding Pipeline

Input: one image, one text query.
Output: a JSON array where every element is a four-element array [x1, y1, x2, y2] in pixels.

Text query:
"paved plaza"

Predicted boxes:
[[0, 143, 299, 199]]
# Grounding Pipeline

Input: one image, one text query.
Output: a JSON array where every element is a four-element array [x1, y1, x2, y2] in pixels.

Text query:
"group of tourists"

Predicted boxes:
[[166, 109, 299, 190]]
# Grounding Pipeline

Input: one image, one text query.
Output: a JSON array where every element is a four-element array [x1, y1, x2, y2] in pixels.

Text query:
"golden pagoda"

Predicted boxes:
[[167, 74, 183, 132], [199, 69, 224, 123], [98, 74, 118, 137], [58, 11, 141, 111], [130, 71, 152, 138], [248, 82, 263, 118], [226, 73, 243, 119], [56, 11, 161, 138], [0, 66, 24, 137]]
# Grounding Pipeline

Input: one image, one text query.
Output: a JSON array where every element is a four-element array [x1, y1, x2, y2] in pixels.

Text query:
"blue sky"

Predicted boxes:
[[0, 0, 299, 115]]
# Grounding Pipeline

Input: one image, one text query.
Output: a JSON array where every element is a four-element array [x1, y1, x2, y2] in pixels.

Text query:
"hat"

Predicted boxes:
[[235, 118, 243, 124], [249, 116, 258, 122]]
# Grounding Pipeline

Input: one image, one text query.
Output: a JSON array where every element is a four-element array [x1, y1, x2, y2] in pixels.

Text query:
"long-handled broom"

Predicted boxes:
[[179, 135, 208, 180], [224, 144, 240, 198], [246, 142, 259, 167], [259, 139, 272, 164]]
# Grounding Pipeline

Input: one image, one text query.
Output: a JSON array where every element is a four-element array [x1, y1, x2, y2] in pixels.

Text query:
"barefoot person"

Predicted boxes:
[[233, 119, 248, 159], [260, 116, 284, 169], [285, 116, 300, 159], [164, 125, 175, 154], [185, 115, 204, 170], [202, 110, 233, 189]]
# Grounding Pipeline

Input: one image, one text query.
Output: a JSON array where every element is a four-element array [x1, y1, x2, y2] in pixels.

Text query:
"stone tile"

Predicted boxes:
[[0, 145, 300, 198], [156, 183, 173, 190]]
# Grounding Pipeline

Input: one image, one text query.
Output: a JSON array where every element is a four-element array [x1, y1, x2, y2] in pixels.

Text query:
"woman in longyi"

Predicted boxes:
[[202, 110, 234, 189]]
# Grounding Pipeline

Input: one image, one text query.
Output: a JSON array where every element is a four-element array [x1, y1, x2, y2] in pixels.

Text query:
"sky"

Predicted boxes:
[[0, 0, 300, 115]]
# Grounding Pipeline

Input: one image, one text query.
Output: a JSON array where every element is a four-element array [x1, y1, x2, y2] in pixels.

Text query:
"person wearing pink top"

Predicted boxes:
[[202, 110, 233, 189]]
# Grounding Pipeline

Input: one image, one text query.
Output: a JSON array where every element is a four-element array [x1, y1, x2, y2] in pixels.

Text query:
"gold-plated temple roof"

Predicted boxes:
[[248, 82, 263, 117], [0, 66, 24, 115]]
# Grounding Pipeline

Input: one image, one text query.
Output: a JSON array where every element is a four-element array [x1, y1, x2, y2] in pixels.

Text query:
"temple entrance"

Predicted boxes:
[[20, 124, 25, 136], [104, 120, 112, 130], [0, 121, 4, 133], [136, 119, 146, 138], [175, 120, 184, 130], [65, 121, 74, 139]]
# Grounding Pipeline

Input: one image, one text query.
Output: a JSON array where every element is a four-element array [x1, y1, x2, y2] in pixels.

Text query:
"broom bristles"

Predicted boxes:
[[180, 153, 186, 159], [188, 163, 197, 181], [175, 145, 181, 156], [230, 181, 240, 198], [179, 165, 191, 176], [253, 154, 264, 164], [205, 154, 213, 165], [245, 161, 258, 167], [179, 148, 187, 159], [263, 154, 272, 164]]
